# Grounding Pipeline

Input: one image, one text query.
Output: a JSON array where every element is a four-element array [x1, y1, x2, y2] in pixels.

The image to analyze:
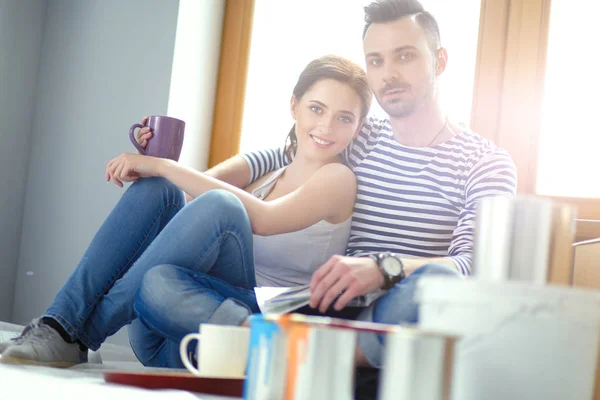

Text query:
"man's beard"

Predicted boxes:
[[377, 74, 436, 118]]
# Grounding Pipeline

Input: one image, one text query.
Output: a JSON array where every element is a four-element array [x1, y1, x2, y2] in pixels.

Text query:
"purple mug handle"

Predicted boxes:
[[129, 123, 147, 154]]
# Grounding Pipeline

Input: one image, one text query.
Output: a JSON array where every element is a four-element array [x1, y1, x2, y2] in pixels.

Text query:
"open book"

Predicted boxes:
[[254, 284, 385, 314]]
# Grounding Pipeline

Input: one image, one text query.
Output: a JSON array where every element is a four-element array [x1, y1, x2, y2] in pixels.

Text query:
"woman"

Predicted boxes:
[[0, 55, 371, 368]]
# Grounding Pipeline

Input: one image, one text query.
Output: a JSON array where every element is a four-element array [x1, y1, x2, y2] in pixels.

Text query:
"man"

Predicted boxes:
[[210, 0, 516, 367]]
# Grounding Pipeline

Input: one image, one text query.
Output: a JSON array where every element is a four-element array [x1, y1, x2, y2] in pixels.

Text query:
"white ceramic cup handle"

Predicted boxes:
[[179, 333, 202, 375]]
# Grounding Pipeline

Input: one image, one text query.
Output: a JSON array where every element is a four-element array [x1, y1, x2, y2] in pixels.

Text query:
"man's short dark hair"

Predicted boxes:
[[363, 0, 441, 54]]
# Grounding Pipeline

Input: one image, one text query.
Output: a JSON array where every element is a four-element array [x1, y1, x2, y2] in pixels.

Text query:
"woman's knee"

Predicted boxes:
[[189, 189, 242, 210], [186, 189, 249, 225], [135, 264, 182, 319], [128, 177, 186, 208]]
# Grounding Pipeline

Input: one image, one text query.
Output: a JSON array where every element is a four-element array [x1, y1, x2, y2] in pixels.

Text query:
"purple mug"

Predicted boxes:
[[129, 116, 185, 161]]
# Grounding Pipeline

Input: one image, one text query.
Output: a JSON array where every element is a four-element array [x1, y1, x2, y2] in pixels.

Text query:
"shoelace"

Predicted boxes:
[[27, 324, 57, 344]]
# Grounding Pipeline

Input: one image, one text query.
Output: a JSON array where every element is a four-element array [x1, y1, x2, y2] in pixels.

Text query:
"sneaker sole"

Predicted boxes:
[[0, 354, 78, 368]]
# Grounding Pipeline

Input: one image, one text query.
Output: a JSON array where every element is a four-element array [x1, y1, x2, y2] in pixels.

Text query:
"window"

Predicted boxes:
[[536, 0, 600, 198], [473, 0, 600, 231], [239, 0, 482, 153]]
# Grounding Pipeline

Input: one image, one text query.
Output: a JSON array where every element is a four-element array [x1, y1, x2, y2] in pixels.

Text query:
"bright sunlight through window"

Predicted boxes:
[[239, 0, 481, 153], [536, 0, 600, 198]]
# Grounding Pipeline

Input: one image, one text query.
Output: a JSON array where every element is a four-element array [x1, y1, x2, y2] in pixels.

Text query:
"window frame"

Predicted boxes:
[[208, 0, 255, 169]]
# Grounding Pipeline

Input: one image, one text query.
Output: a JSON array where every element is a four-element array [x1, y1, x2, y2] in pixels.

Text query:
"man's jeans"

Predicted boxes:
[[355, 264, 461, 367], [43, 178, 259, 368]]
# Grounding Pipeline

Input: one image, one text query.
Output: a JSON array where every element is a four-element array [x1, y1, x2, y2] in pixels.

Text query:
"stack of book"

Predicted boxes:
[[473, 196, 576, 285]]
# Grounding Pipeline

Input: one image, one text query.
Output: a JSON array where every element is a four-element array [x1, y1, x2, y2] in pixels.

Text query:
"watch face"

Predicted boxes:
[[381, 257, 402, 276]]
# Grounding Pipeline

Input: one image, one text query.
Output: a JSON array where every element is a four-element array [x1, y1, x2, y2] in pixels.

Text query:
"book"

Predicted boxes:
[[473, 196, 577, 285], [509, 197, 554, 284], [254, 284, 385, 314], [473, 196, 515, 281], [547, 203, 576, 285]]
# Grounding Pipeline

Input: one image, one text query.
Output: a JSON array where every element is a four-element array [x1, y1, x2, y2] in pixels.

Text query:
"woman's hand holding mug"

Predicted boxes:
[[107, 115, 185, 187], [135, 116, 153, 151]]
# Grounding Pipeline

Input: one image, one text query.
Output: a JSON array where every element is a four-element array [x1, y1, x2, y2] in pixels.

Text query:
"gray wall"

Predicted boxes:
[[0, 0, 47, 321], [12, 0, 180, 344]]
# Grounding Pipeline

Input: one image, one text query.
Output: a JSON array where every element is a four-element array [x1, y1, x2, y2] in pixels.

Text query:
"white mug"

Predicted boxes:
[[179, 324, 250, 378]]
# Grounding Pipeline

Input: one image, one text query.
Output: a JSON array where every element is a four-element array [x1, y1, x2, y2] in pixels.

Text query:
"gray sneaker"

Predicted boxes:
[[0, 319, 87, 368], [0, 319, 42, 354]]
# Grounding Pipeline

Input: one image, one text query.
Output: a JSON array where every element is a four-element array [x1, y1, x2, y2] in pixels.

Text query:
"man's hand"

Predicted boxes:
[[309, 256, 384, 313]]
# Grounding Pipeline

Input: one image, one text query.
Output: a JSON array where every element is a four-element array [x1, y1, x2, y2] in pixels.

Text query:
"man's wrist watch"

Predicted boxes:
[[369, 252, 406, 290]]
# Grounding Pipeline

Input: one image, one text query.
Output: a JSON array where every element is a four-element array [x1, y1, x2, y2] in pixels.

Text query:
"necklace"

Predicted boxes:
[[426, 118, 449, 147]]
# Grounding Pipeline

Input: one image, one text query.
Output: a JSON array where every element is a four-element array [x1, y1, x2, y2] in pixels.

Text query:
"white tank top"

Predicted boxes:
[[251, 167, 352, 287]]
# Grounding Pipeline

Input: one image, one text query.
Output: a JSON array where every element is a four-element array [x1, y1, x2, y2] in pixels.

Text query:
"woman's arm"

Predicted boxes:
[[159, 159, 356, 236], [203, 155, 252, 189], [106, 154, 356, 236]]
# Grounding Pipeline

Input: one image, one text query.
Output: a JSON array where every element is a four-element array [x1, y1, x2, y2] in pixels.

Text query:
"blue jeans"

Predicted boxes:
[[355, 263, 461, 367], [136, 262, 461, 368], [131, 266, 259, 367], [43, 178, 258, 363]]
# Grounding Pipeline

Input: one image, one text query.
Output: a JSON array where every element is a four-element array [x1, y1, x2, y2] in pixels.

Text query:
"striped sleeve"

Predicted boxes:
[[344, 116, 381, 168], [447, 149, 518, 275], [241, 147, 290, 183]]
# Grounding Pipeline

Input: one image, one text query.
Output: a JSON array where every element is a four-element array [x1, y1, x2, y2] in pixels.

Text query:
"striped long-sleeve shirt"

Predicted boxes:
[[242, 117, 517, 275]]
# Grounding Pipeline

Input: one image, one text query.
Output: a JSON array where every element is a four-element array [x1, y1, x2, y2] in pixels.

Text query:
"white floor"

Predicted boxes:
[[0, 330, 17, 342], [0, 365, 239, 400], [0, 323, 240, 399]]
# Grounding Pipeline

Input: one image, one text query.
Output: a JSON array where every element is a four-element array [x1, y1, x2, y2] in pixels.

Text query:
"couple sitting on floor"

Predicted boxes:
[[0, 0, 516, 369]]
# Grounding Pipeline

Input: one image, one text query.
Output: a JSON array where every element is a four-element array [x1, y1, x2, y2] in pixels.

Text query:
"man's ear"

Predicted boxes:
[[290, 95, 298, 120], [435, 47, 448, 76]]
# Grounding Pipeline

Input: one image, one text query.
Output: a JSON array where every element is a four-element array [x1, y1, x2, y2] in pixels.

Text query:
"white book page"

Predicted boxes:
[[254, 286, 293, 313]]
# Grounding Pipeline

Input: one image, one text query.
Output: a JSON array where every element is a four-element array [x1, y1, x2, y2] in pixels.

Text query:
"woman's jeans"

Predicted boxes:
[[133, 248, 461, 368], [42, 178, 259, 368], [43, 177, 461, 369], [140, 263, 461, 368]]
